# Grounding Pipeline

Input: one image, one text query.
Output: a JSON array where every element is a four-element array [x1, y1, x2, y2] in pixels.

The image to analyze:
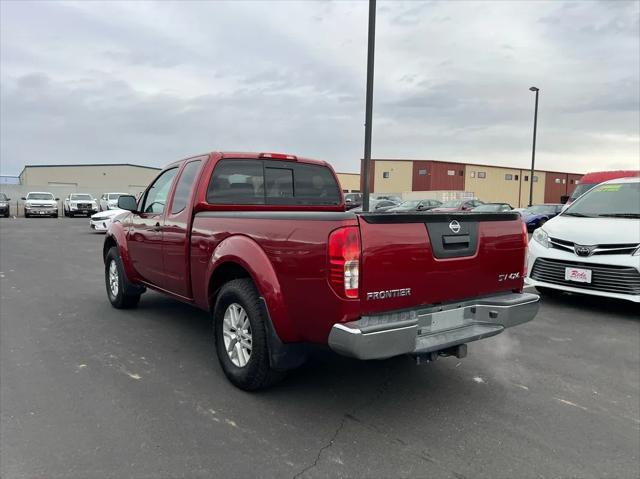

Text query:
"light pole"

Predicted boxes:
[[528, 86, 539, 207], [361, 0, 376, 212]]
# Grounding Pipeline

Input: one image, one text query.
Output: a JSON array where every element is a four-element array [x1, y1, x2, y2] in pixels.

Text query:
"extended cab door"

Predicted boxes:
[[128, 167, 178, 288], [162, 158, 205, 298]]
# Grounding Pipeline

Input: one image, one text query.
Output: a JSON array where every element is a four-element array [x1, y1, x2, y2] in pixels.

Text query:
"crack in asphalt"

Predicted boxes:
[[292, 367, 392, 479], [292, 414, 349, 479], [291, 364, 468, 479]]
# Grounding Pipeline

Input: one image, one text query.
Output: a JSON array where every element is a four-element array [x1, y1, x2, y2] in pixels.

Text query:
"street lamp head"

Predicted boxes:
[[529, 86, 539, 92]]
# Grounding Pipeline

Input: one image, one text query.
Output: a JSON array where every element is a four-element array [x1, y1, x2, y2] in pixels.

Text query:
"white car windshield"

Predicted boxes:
[[108, 194, 124, 200], [564, 182, 640, 218], [27, 193, 54, 200], [71, 194, 93, 200]]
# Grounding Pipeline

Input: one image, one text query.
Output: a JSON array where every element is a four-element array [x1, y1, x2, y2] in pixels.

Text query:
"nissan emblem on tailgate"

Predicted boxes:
[[449, 220, 461, 234]]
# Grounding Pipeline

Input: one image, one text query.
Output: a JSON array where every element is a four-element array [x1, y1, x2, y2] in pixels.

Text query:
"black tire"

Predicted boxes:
[[24, 209, 29, 218], [105, 246, 142, 309], [538, 218, 547, 228], [52, 213, 58, 218], [213, 279, 285, 391]]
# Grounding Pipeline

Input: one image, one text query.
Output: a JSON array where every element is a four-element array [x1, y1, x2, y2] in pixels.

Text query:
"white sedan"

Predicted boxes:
[[99, 192, 128, 211], [527, 177, 640, 303], [89, 208, 127, 232]]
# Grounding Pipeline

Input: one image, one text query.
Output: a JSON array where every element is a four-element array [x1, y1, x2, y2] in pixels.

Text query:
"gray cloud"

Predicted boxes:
[[1, 0, 638, 177]]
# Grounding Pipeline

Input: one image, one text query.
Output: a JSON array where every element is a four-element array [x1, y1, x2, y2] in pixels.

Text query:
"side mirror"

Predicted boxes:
[[6, 198, 10, 201], [55, 198, 60, 201], [117, 195, 138, 212], [560, 195, 569, 204], [417, 204, 425, 210], [21, 197, 26, 200]]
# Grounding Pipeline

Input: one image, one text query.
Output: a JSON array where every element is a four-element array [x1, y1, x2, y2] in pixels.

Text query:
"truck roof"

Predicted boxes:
[[218, 152, 329, 167], [168, 152, 330, 169]]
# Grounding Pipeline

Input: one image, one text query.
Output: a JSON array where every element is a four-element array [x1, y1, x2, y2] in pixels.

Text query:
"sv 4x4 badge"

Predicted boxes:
[[498, 272, 521, 281]]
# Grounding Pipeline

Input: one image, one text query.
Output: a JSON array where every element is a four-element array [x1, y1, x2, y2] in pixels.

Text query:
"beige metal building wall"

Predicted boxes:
[[336, 173, 361, 192], [464, 165, 522, 206], [519, 170, 546, 207], [373, 160, 412, 193], [20, 164, 160, 190]]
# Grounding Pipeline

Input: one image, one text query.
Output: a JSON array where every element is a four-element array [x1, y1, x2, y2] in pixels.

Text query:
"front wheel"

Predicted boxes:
[[213, 279, 284, 391], [105, 247, 142, 309], [24, 209, 29, 218]]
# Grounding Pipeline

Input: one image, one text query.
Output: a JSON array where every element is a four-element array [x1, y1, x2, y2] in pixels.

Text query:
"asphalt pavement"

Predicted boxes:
[[1, 218, 638, 479]]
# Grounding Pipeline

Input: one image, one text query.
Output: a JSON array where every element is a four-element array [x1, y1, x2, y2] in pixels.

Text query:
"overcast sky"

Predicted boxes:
[[1, 0, 638, 176]]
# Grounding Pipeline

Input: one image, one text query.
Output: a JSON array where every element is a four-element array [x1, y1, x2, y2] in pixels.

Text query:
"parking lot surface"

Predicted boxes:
[[1, 218, 639, 479]]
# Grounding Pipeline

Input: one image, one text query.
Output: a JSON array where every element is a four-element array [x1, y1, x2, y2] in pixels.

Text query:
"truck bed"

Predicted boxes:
[[189, 210, 528, 344]]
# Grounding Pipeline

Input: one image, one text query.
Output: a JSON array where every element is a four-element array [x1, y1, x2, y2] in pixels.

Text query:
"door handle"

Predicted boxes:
[[151, 222, 162, 232]]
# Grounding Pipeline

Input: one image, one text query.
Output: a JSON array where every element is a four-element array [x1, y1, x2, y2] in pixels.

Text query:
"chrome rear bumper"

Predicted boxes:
[[328, 292, 539, 360]]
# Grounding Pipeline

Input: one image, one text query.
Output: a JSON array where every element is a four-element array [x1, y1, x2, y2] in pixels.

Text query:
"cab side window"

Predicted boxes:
[[171, 160, 203, 214], [141, 167, 178, 214]]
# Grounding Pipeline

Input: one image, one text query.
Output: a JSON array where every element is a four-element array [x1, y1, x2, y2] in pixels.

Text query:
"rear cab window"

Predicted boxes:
[[206, 159, 341, 206]]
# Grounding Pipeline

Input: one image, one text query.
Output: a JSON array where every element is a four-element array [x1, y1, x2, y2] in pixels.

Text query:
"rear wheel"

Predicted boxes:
[[213, 279, 284, 390], [105, 247, 142, 309]]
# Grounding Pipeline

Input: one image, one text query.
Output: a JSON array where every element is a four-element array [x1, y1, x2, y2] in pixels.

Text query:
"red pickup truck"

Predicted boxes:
[[104, 152, 539, 390]]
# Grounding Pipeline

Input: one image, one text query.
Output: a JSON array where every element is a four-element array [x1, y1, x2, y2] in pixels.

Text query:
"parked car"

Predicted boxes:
[[21, 192, 58, 218], [344, 193, 362, 210], [374, 195, 402, 203], [563, 170, 639, 206], [99, 192, 128, 211], [350, 198, 399, 212], [472, 203, 513, 212], [63, 193, 98, 217], [431, 199, 484, 212], [103, 151, 538, 390], [0, 193, 11, 217], [527, 177, 639, 303], [386, 199, 442, 212], [90, 208, 127, 232], [521, 204, 563, 231]]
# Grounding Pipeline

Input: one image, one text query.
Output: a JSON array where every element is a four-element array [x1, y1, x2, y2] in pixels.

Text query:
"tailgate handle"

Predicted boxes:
[[443, 235, 470, 245], [443, 235, 470, 249]]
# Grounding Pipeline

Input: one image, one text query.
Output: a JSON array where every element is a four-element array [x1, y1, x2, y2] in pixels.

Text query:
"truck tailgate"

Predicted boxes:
[[357, 212, 527, 315]]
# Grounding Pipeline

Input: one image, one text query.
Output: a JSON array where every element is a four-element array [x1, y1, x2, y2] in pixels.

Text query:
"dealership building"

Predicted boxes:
[[357, 159, 582, 207], [18, 163, 161, 193]]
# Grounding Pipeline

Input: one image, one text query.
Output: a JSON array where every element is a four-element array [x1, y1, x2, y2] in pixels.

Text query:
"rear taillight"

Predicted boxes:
[[328, 226, 361, 299]]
